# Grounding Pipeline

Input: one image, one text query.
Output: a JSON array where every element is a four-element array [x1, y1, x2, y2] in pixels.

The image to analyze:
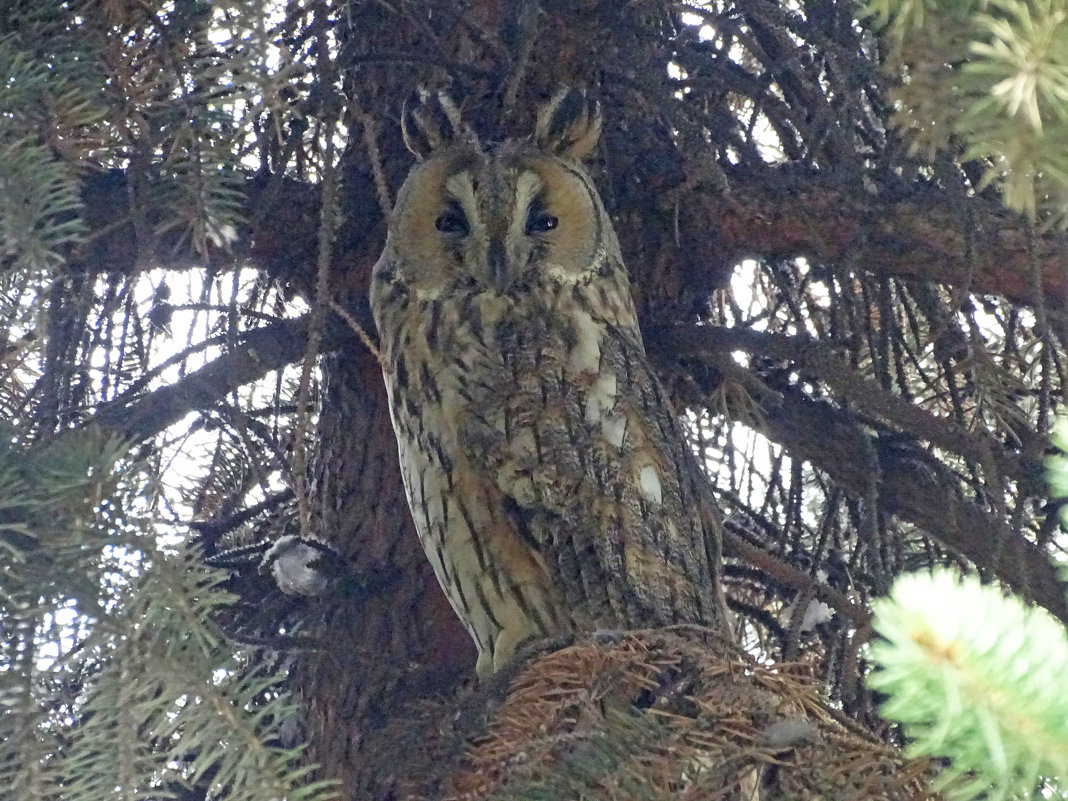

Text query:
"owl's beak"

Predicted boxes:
[[489, 240, 509, 291]]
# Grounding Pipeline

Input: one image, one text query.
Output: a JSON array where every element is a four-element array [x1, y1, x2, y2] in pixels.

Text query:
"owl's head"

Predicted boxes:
[[373, 89, 621, 297]]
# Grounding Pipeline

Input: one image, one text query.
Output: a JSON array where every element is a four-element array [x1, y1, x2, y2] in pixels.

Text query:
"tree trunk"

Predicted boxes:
[[300, 329, 476, 798]]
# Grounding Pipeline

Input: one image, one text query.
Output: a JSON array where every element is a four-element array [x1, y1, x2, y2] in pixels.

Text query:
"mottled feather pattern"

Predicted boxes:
[[378, 282, 578, 676], [463, 284, 721, 625], [371, 89, 727, 676]]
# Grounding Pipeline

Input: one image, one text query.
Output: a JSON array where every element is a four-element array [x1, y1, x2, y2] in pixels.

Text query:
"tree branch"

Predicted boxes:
[[90, 313, 356, 443], [722, 531, 871, 630], [678, 170, 1068, 320], [760, 385, 1068, 623], [75, 169, 1068, 321], [646, 324, 1046, 493]]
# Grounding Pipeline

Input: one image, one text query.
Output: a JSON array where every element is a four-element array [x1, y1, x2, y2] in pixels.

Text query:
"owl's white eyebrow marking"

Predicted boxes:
[[444, 171, 478, 221], [513, 171, 543, 231]]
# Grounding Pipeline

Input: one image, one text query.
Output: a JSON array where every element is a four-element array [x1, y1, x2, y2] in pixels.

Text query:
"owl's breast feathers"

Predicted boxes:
[[376, 271, 725, 675]]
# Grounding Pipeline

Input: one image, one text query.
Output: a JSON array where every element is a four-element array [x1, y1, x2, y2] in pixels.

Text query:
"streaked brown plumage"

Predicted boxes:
[[370, 89, 728, 677]]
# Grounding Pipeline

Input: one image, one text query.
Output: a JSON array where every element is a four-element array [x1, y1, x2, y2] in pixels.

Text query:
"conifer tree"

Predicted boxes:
[[1, 1, 1066, 799]]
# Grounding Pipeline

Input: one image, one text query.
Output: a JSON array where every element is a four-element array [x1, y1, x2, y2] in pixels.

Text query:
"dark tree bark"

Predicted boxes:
[[302, 342, 476, 796]]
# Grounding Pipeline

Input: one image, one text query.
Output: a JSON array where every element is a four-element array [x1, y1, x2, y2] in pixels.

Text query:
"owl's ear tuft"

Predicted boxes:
[[535, 88, 602, 161], [401, 88, 473, 160]]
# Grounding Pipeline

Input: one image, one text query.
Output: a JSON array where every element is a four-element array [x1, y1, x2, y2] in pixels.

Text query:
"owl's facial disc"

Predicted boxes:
[[409, 152, 600, 293]]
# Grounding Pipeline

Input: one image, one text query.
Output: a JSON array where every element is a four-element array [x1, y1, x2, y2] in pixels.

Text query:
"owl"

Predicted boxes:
[[370, 89, 729, 678]]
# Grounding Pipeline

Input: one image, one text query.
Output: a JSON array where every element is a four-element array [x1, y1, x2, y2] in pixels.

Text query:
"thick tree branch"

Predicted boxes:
[[683, 172, 1068, 316], [91, 313, 355, 443], [76, 170, 1068, 319], [647, 324, 1047, 493], [760, 385, 1068, 623]]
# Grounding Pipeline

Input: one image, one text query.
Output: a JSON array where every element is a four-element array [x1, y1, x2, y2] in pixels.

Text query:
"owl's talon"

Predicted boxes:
[[479, 631, 577, 696], [591, 628, 625, 644], [511, 630, 576, 666]]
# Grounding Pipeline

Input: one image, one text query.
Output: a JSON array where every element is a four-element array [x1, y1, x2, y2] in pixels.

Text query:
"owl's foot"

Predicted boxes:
[[590, 627, 625, 644], [509, 630, 577, 670], [478, 630, 577, 697]]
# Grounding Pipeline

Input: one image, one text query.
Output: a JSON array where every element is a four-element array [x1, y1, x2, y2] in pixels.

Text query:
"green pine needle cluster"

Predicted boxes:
[[864, 0, 1068, 225], [870, 569, 1068, 799], [0, 430, 335, 801], [1, 2, 293, 271], [0, 35, 97, 272]]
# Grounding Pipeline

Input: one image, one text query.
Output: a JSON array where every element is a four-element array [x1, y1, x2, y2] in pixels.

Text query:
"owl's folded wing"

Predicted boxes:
[[459, 317, 725, 630]]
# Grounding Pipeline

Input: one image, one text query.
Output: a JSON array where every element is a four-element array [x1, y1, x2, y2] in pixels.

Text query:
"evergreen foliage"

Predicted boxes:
[[0, 2, 285, 272], [871, 568, 1068, 799], [0, 34, 96, 271], [0, 0, 1065, 798], [866, 0, 1068, 223], [867, 425, 1068, 799], [0, 430, 333, 801]]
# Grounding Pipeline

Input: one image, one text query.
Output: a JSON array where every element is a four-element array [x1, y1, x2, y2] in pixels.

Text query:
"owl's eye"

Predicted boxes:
[[525, 211, 559, 234], [435, 208, 469, 235]]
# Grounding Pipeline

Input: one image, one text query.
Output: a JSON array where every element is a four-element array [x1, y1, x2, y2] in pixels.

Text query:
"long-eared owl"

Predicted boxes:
[[370, 89, 728, 677]]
